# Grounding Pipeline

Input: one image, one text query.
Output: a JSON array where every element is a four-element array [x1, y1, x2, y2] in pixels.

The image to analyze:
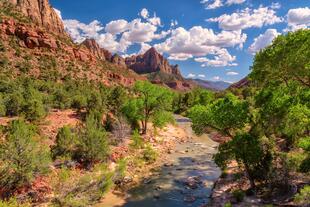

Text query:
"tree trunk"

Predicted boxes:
[[244, 164, 256, 191]]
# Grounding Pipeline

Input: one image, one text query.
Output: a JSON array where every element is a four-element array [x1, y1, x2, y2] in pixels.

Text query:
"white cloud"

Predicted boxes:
[[198, 74, 206, 78], [53, 8, 62, 19], [271, 2, 281, 10], [213, 76, 220, 80], [139, 43, 152, 54], [187, 73, 196, 78], [248, 29, 280, 54], [168, 53, 193, 61], [63, 10, 168, 54], [148, 13, 161, 26], [208, 6, 283, 30], [63, 19, 104, 43], [171, 20, 178, 27], [196, 48, 237, 67], [226, 0, 246, 6], [140, 8, 149, 19], [226, 71, 239, 75], [154, 26, 246, 61], [105, 20, 128, 35], [201, 0, 245, 10], [287, 7, 310, 31]]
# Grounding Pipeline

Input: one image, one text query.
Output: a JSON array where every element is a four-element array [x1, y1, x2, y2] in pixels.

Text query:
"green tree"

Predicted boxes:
[[52, 126, 78, 160], [0, 120, 51, 192], [77, 113, 109, 165], [0, 93, 6, 116], [123, 81, 173, 134]]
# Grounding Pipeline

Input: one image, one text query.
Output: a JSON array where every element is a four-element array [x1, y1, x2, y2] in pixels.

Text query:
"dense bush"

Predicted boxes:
[[76, 113, 109, 165], [0, 120, 51, 193], [52, 126, 79, 160]]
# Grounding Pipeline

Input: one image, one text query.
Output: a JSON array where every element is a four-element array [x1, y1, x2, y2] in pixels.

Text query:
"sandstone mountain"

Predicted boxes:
[[82, 39, 112, 62], [7, 0, 65, 34], [125, 47, 182, 77]]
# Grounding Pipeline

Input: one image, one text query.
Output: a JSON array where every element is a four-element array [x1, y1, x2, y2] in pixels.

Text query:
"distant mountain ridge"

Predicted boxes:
[[188, 79, 231, 91]]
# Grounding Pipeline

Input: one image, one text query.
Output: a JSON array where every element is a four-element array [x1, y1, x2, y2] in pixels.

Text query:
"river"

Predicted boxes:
[[101, 116, 221, 207]]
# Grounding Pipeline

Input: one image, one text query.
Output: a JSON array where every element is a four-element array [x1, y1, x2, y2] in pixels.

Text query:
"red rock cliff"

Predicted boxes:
[[8, 0, 65, 34], [125, 47, 182, 77]]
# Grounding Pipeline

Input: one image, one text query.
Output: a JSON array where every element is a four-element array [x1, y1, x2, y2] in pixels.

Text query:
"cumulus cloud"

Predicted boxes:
[[208, 6, 283, 30], [198, 74, 206, 78], [226, 71, 239, 75], [248, 29, 280, 54], [105, 20, 129, 35], [140, 8, 149, 19], [195, 48, 237, 67], [154, 26, 246, 61], [62, 8, 169, 54], [201, 0, 245, 10], [187, 73, 196, 78], [286, 7, 310, 31], [63, 19, 104, 43]]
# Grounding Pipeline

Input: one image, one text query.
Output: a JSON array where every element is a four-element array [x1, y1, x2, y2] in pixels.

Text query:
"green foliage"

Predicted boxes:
[[152, 111, 175, 129], [130, 129, 144, 149], [251, 29, 310, 87], [0, 198, 30, 207], [173, 88, 214, 114], [189, 93, 249, 136], [122, 81, 173, 134], [0, 120, 51, 191], [0, 94, 6, 116], [142, 144, 157, 163], [215, 133, 273, 187], [52, 126, 78, 160], [115, 158, 127, 180], [77, 113, 109, 164], [294, 185, 310, 206], [232, 189, 245, 202]]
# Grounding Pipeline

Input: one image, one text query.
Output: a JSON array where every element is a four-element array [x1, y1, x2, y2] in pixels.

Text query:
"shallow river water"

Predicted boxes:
[[101, 116, 221, 207]]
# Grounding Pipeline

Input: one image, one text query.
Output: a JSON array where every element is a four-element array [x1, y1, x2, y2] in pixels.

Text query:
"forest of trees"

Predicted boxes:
[[187, 29, 310, 205]]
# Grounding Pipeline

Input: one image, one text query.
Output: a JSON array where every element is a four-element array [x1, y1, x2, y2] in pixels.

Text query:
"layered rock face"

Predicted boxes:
[[7, 0, 65, 34], [125, 47, 182, 77], [82, 39, 112, 61]]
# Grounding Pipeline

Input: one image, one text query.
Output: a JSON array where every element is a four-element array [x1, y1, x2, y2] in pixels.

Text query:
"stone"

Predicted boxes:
[[184, 195, 196, 203]]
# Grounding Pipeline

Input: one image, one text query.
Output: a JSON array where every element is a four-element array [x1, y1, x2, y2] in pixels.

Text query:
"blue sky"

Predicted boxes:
[[50, 0, 310, 83]]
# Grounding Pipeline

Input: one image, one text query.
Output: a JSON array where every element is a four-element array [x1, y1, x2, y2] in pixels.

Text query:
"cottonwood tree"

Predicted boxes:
[[122, 81, 174, 134]]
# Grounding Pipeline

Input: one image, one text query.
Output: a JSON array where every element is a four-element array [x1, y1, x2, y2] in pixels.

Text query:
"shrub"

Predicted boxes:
[[142, 144, 157, 163], [130, 129, 143, 149], [0, 94, 6, 116], [232, 189, 245, 203], [0, 120, 51, 192], [5, 92, 24, 116], [294, 185, 310, 206], [52, 126, 78, 160], [77, 113, 109, 165], [152, 111, 175, 129], [23, 98, 46, 121]]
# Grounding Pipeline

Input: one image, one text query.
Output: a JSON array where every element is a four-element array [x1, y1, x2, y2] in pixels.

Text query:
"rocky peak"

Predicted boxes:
[[8, 0, 65, 34], [82, 39, 112, 61], [125, 47, 182, 77]]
